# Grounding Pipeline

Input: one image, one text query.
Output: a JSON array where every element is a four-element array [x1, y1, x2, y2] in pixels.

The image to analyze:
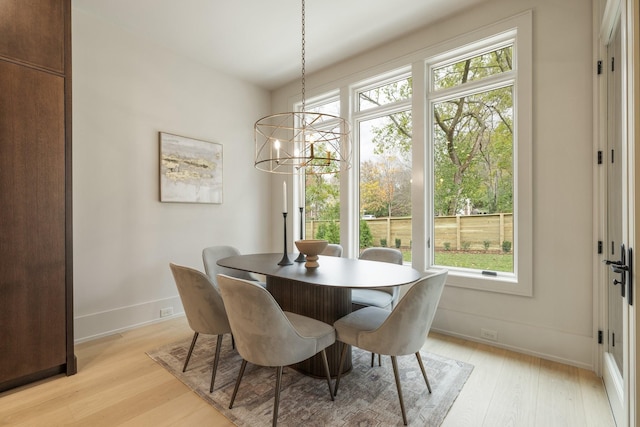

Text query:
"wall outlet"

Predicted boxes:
[[480, 328, 498, 341], [160, 307, 174, 318]]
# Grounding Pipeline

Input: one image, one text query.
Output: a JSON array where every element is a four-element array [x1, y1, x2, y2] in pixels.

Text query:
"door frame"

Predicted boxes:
[[595, 0, 637, 426]]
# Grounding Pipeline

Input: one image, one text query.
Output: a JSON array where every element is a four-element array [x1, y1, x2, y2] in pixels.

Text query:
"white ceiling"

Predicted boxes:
[[73, 0, 489, 90]]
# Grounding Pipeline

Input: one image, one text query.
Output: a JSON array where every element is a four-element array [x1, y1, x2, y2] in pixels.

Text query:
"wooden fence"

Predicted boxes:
[[306, 213, 513, 251]]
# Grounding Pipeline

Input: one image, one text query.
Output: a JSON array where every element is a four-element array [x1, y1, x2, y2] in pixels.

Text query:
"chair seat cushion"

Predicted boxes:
[[333, 306, 390, 348], [285, 311, 336, 352], [352, 289, 393, 309]]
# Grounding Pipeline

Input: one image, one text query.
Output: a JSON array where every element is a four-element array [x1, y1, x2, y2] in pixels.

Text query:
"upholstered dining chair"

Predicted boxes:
[[321, 243, 343, 257], [217, 274, 335, 427], [333, 270, 448, 426], [202, 245, 265, 287], [169, 263, 231, 393], [352, 247, 404, 366], [352, 247, 404, 310]]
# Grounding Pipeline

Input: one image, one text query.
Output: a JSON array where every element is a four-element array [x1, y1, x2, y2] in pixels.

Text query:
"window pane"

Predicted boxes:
[[358, 77, 412, 110], [304, 170, 340, 242], [304, 99, 340, 116], [359, 111, 412, 261], [433, 46, 513, 91], [432, 86, 513, 272]]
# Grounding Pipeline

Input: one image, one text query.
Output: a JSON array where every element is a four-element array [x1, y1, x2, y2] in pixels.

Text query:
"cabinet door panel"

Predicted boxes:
[[0, 60, 66, 382], [0, 0, 65, 72]]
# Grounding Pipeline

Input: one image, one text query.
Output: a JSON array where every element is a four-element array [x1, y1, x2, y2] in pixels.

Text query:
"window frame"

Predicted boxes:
[[424, 16, 532, 296]]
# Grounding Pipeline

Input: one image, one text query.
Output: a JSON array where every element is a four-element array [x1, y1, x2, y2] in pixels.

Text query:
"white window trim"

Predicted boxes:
[[424, 11, 533, 296]]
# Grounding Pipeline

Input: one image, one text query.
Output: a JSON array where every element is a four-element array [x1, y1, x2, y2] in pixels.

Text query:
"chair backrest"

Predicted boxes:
[[359, 247, 403, 264], [358, 270, 448, 356], [359, 247, 403, 298], [169, 263, 230, 335], [217, 274, 317, 367], [321, 244, 343, 257], [202, 245, 257, 284]]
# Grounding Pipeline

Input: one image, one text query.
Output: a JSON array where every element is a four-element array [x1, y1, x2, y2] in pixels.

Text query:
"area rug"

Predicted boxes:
[[147, 334, 473, 426]]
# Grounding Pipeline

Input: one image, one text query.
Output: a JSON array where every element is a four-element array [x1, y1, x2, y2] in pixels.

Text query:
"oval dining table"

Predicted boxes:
[[217, 252, 421, 378]]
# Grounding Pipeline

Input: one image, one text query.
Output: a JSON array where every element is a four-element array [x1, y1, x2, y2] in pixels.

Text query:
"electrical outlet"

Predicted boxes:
[[160, 307, 174, 318], [480, 328, 498, 341]]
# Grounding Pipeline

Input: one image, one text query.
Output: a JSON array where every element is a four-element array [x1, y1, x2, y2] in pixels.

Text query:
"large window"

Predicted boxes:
[[301, 13, 532, 294], [355, 73, 412, 260]]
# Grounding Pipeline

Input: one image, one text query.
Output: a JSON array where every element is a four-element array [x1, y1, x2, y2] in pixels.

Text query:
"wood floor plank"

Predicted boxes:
[[0, 317, 615, 427]]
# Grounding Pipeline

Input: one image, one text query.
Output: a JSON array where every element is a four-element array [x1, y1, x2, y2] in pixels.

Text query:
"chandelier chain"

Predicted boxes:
[[301, 0, 306, 113]]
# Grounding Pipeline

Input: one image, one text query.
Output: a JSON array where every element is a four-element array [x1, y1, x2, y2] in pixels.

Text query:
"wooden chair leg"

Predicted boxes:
[[334, 343, 348, 396], [183, 332, 199, 372], [415, 351, 432, 393], [229, 359, 247, 409], [320, 349, 334, 401], [209, 334, 224, 392], [272, 366, 283, 427], [391, 356, 408, 426]]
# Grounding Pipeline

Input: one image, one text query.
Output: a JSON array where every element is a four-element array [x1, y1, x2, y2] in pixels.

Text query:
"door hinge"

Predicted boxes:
[[598, 330, 603, 344], [611, 56, 615, 72], [597, 60, 603, 75], [598, 241, 603, 254], [611, 149, 615, 163], [597, 150, 603, 164]]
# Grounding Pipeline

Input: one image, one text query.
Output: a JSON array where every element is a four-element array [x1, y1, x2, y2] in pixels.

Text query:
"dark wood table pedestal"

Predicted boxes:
[[266, 276, 352, 377]]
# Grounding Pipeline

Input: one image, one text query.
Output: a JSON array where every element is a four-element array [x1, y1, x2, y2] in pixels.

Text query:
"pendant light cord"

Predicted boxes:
[[301, 0, 306, 114]]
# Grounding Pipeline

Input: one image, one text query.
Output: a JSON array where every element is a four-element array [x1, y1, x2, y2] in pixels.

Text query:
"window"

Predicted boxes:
[[426, 18, 532, 295], [298, 12, 532, 294], [354, 72, 413, 260]]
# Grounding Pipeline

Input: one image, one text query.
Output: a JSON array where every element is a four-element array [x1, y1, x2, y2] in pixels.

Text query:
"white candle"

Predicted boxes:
[[283, 181, 287, 213]]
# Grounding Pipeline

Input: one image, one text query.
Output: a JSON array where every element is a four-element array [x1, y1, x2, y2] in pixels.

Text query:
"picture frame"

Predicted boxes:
[[159, 132, 223, 203]]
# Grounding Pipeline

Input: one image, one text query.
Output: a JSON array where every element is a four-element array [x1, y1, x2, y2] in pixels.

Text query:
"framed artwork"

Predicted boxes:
[[159, 132, 223, 203]]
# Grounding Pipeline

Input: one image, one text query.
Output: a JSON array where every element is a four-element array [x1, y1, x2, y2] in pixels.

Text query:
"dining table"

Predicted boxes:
[[217, 252, 422, 377]]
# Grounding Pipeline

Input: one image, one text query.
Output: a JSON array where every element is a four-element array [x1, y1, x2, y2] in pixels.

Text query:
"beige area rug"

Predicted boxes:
[[147, 334, 473, 426]]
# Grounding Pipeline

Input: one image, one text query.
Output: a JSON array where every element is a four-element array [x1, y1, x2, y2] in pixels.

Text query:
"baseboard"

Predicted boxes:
[[74, 296, 184, 343], [431, 308, 595, 371]]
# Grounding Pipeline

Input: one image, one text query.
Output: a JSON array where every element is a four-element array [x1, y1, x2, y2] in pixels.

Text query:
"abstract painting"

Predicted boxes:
[[160, 132, 223, 203]]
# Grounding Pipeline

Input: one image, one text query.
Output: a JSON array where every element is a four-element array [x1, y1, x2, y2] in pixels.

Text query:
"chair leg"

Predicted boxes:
[[272, 366, 283, 427], [183, 332, 199, 372], [371, 352, 382, 367], [334, 342, 348, 397], [209, 334, 224, 393], [320, 349, 334, 401], [391, 356, 408, 426], [229, 359, 247, 409], [415, 351, 432, 393]]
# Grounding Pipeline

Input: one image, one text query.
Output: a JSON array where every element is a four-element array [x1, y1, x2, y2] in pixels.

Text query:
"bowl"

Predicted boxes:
[[294, 239, 328, 268]]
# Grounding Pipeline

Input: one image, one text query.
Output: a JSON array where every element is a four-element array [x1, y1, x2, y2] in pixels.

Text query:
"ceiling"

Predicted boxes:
[[73, 0, 489, 90]]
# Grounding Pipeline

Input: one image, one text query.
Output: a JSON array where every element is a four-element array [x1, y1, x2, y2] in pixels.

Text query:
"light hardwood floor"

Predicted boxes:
[[0, 317, 615, 426]]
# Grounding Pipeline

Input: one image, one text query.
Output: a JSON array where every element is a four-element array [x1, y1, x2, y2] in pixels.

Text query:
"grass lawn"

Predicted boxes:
[[400, 250, 513, 272]]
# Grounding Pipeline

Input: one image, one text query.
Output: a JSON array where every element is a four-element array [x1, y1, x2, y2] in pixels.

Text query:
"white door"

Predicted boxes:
[[600, 3, 634, 425]]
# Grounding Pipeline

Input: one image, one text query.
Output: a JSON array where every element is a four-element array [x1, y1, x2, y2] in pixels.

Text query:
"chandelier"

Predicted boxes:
[[254, 0, 351, 175]]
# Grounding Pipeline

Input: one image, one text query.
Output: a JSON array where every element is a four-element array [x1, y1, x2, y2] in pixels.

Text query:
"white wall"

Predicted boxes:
[[272, 0, 595, 369], [72, 8, 272, 342]]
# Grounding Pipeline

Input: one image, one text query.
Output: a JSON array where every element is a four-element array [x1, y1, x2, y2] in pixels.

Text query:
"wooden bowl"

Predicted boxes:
[[294, 239, 328, 268]]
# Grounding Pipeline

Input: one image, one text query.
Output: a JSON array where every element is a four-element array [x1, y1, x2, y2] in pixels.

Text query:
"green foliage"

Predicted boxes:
[[316, 222, 340, 244], [443, 242, 451, 251], [435, 251, 513, 272], [461, 241, 471, 251], [359, 220, 373, 248], [483, 240, 491, 251], [380, 238, 387, 247], [502, 240, 512, 253], [395, 238, 401, 248]]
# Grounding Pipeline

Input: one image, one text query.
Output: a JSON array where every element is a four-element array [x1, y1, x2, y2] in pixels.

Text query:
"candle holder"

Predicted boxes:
[[278, 212, 293, 266], [295, 207, 306, 263]]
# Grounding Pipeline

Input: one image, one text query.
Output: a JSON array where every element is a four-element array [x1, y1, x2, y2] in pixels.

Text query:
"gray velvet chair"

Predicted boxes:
[[217, 274, 335, 427], [352, 247, 404, 310], [321, 243, 343, 257], [202, 245, 264, 286], [353, 247, 404, 366], [169, 263, 231, 393], [333, 270, 448, 426]]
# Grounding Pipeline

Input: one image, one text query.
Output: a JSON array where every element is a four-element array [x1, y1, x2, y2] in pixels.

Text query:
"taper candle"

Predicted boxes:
[[283, 181, 287, 213]]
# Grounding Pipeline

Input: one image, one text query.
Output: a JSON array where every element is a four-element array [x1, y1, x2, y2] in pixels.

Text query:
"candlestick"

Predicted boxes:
[[295, 206, 306, 263], [278, 212, 292, 265]]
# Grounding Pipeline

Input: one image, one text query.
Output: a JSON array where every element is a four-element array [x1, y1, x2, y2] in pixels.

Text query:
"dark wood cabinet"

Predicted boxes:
[[0, 0, 74, 391]]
